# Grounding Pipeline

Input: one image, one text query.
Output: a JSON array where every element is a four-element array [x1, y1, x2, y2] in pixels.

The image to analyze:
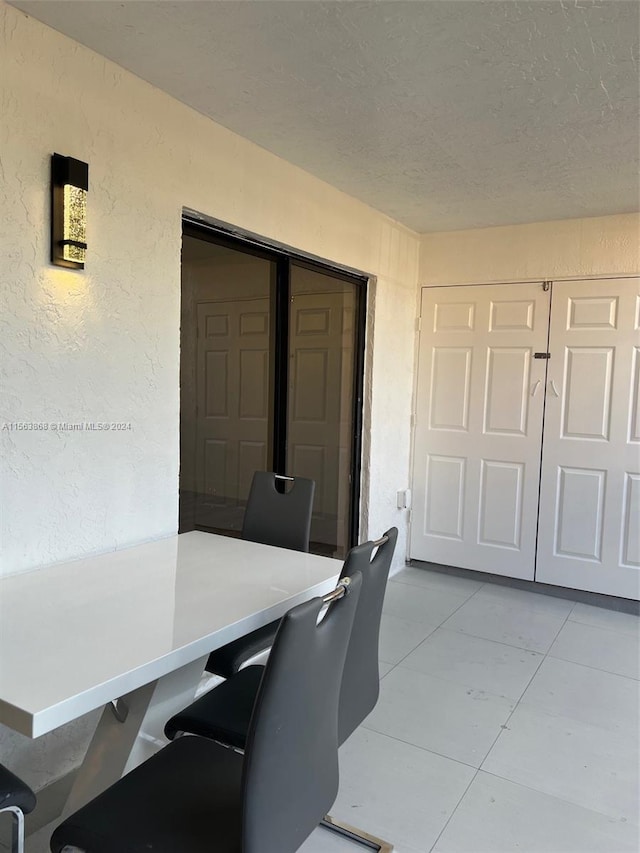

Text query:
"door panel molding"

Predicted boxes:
[[411, 282, 550, 580], [536, 277, 640, 599]]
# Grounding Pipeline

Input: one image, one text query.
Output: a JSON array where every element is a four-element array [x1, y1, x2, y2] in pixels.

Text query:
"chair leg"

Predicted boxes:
[[321, 814, 394, 852], [1, 806, 25, 853]]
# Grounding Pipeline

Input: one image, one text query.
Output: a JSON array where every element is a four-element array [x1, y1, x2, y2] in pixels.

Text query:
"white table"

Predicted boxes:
[[0, 531, 342, 811]]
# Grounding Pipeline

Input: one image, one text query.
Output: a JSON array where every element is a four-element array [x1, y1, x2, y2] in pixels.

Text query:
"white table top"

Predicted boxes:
[[0, 532, 342, 737]]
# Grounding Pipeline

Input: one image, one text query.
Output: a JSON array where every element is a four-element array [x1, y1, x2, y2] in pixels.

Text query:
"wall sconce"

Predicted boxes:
[[51, 153, 88, 269]]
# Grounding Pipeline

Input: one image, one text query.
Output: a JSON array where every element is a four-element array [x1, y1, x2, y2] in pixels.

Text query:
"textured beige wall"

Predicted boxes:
[[0, 2, 419, 581], [419, 214, 640, 285]]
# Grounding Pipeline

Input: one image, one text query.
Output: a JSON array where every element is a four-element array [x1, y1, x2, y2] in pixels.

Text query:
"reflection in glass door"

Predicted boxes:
[[180, 224, 366, 558], [180, 235, 275, 535], [287, 265, 357, 556]]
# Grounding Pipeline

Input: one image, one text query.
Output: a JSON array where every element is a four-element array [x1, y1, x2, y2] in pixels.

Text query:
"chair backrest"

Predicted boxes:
[[241, 572, 362, 853], [337, 527, 398, 745], [241, 471, 315, 552]]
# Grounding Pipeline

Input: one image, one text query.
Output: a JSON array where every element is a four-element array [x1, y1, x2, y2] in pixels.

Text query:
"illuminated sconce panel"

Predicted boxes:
[[51, 154, 88, 269]]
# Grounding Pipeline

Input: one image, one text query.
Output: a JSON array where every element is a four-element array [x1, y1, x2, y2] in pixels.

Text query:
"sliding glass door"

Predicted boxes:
[[179, 223, 366, 558]]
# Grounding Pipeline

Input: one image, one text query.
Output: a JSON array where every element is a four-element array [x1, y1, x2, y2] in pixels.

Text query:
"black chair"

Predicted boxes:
[[50, 573, 362, 853], [0, 763, 36, 853], [165, 528, 398, 851], [240, 471, 315, 552], [335, 528, 398, 745], [204, 471, 315, 680]]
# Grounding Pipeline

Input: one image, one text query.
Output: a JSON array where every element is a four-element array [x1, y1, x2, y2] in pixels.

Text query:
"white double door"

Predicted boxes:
[[410, 278, 640, 599]]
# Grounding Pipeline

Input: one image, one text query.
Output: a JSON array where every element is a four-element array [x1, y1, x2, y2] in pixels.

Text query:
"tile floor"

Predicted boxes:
[[299, 566, 639, 853], [25, 565, 640, 853]]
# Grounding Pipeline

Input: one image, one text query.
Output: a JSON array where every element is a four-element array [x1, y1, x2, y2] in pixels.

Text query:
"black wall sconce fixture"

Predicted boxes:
[[51, 153, 88, 269]]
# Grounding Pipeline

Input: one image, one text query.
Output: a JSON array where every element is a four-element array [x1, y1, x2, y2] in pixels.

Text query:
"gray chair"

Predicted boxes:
[[240, 471, 315, 552], [165, 528, 398, 851], [204, 471, 315, 680], [50, 573, 362, 853], [0, 763, 36, 853]]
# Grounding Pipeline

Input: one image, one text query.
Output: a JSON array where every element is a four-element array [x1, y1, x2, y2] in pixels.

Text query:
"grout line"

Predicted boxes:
[[566, 598, 580, 617], [359, 722, 482, 773], [476, 603, 574, 775], [458, 581, 488, 604], [381, 573, 569, 673], [425, 643, 556, 851], [383, 661, 525, 707], [386, 583, 479, 608], [381, 590, 484, 670], [441, 579, 578, 649], [479, 650, 547, 768], [477, 767, 640, 827], [474, 588, 579, 611], [425, 626, 555, 656], [567, 613, 640, 639], [390, 575, 484, 596], [382, 624, 440, 670], [542, 601, 583, 656], [437, 585, 487, 620], [428, 766, 481, 852], [412, 623, 547, 652], [546, 650, 640, 682]]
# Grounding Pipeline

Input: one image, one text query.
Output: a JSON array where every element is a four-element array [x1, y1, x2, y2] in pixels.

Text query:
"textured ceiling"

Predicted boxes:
[[11, 0, 640, 232]]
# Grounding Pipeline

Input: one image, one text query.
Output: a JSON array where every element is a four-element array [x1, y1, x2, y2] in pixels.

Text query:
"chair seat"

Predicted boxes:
[[165, 665, 263, 748], [205, 619, 279, 679], [50, 737, 243, 853], [0, 764, 36, 814]]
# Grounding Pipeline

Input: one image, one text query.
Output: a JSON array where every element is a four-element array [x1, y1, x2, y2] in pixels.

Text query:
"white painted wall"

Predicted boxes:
[[0, 3, 419, 584], [419, 213, 640, 285]]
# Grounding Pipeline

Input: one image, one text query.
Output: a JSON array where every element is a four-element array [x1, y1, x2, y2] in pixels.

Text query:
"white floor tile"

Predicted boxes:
[[364, 665, 514, 767], [569, 602, 640, 638], [393, 566, 483, 598], [332, 727, 474, 853], [433, 771, 639, 853], [378, 612, 439, 665], [549, 619, 640, 680], [383, 581, 470, 627], [441, 595, 568, 653], [520, 656, 640, 733], [475, 583, 575, 617], [401, 628, 543, 701], [379, 660, 394, 678], [483, 706, 640, 823]]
